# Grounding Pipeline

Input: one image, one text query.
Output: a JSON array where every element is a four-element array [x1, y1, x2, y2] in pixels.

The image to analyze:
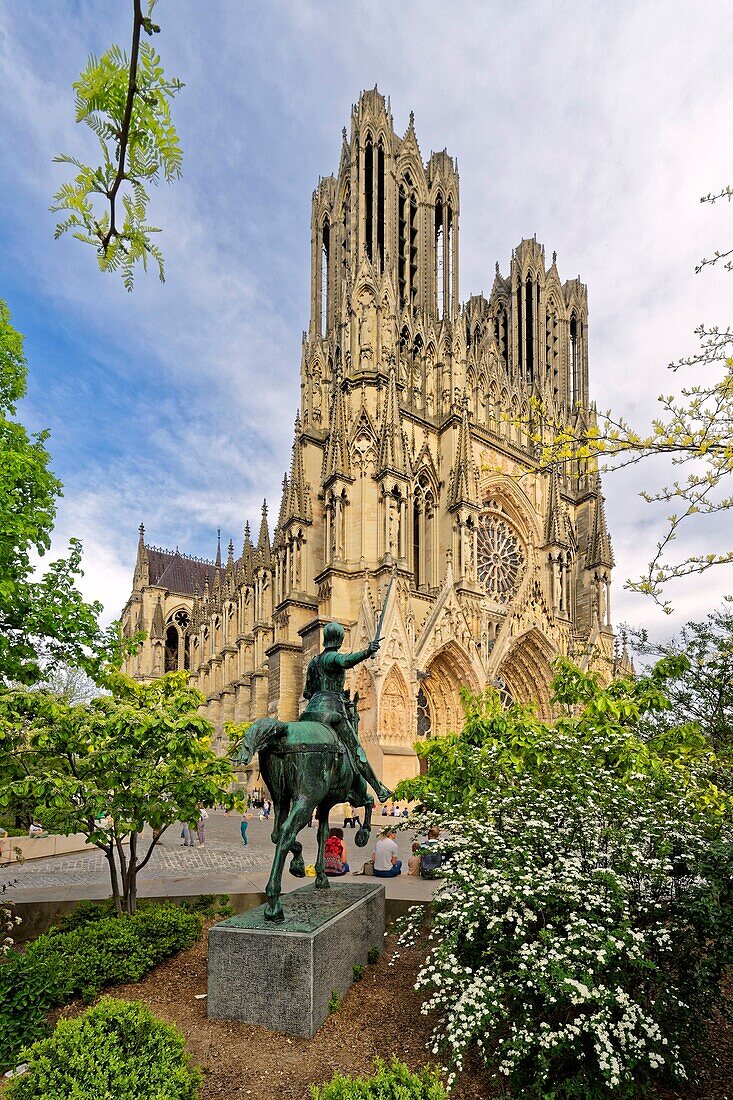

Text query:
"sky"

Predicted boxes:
[[0, 0, 732, 646]]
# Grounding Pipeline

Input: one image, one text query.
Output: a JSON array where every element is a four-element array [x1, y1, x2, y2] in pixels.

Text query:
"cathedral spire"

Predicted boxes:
[[286, 413, 310, 522], [545, 466, 569, 547], [323, 366, 351, 484], [377, 363, 409, 478], [227, 538, 234, 570], [588, 484, 614, 568], [133, 522, 149, 589], [215, 529, 222, 569], [242, 520, 254, 584], [448, 394, 479, 509], [257, 499, 271, 565]]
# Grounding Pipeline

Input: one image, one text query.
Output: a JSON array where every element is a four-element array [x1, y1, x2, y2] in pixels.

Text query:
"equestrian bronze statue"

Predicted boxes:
[[233, 615, 392, 923]]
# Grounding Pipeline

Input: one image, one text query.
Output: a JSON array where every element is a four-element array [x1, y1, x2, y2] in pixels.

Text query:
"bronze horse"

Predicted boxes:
[[234, 696, 373, 922]]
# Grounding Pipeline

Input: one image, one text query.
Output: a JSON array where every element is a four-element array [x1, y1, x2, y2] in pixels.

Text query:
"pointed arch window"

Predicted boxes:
[[377, 139, 385, 273], [446, 200, 454, 319], [164, 609, 190, 672], [340, 183, 350, 289], [546, 301, 559, 396], [364, 134, 373, 263], [435, 197, 444, 319], [320, 216, 330, 337], [398, 183, 407, 308], [525, 274, 534, 383], [570, 313, 578, 406], [495, 306, 509, 371], [413, 473, 435, 590], [409, 191, 418, 307]]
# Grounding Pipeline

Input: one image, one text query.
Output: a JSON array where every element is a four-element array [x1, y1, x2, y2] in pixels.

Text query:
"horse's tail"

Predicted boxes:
[[234, 717, 287, 766]]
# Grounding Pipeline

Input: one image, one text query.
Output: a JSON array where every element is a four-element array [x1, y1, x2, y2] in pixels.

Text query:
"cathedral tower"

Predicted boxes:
[[121, 90, 625, 788]]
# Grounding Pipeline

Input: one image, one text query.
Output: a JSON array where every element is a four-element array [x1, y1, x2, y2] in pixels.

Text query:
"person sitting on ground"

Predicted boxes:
[[373, 828, 402, 878], [324, 827, 350, 876], [407, 840, 422, 876], [28, 819, 48, 838], [419, 826, 444, 879], [380, 804, 388, 816]]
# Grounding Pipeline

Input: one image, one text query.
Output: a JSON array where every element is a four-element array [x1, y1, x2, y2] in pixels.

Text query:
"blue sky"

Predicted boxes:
[[1, 0, 731, 641]]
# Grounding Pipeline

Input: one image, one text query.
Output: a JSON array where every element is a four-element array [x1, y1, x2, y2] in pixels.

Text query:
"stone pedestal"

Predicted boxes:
[[207, 881, 385, 1037]]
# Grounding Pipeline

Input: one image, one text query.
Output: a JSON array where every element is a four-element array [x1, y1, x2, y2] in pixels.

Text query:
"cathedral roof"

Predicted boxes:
[[146, 547, 215, 597]]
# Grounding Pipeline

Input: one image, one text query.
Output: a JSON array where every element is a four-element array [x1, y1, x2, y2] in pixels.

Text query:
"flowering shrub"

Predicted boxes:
[[395, 657, 733, 1097], [0, 882, 20, 955]]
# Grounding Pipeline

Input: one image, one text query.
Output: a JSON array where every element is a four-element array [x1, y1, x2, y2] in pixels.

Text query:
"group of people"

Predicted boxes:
[[380, 804, 409, 818], [180, 805, 209, 848], [321, 824, 444, 880]]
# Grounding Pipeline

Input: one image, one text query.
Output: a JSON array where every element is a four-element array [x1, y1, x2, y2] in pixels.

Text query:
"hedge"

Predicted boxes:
[[0, 902, 201, 1072]]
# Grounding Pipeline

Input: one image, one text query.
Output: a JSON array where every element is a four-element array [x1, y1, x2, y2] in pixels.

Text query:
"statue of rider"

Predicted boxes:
[[301, 622, 391, 804]]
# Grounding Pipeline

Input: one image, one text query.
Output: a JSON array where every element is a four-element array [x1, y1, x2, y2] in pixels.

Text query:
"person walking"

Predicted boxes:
[[197, 805, 209, 848], [240, 810, 252, 846]]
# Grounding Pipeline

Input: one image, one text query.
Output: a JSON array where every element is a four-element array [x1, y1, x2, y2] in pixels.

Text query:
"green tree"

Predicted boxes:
[[0, 300, 119, 687], [51, 0, 184, 290], [531, 186, 732, 611], [0, 671, 239, 915], [630, 603, 733, 752]]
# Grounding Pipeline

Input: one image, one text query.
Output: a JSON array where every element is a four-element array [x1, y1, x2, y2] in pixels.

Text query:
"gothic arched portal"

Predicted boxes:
[[497, 627, 556, 719], [421, 641, 481, 740]]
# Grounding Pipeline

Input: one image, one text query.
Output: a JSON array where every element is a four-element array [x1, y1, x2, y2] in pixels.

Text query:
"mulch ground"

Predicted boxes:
[[50, 924, 733, 1100], [54, 923, 493, 1100]]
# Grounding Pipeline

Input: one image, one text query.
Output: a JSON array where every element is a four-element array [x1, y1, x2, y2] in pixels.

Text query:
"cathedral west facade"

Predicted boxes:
[[121, 89, 620, 790]]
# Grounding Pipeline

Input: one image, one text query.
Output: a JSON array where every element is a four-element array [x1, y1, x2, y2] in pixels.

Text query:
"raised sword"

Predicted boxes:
[[371, 574, 394, 647]]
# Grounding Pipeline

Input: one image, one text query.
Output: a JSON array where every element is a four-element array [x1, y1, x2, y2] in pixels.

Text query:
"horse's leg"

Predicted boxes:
[[351, 776, 373, 848], [314, 813, 331, 889], [289, 833, 305, 877], [271, 792, 289, 846], [264, 797, 312, 922]]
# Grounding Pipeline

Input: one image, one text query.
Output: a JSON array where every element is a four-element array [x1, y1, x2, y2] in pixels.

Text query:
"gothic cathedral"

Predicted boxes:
[[121, 89, 620, 790]]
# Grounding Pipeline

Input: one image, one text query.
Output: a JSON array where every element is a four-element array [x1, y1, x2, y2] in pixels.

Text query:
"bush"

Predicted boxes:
[[51, 898, 117, 933], [396, 659, 733, 1097], [6, 996, 201, 1100], [0, 902, 201, 1071], [183, 893, 234, 918], [311, 1058, 445, 1099]]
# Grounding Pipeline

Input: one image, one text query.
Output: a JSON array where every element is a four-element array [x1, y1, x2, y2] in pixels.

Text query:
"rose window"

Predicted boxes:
[[477, 515, 525, 604]]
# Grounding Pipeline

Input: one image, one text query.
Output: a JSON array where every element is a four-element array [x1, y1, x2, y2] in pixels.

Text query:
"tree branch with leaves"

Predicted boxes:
[[51, 0, 184, 290], [527, 190, 732, 612]]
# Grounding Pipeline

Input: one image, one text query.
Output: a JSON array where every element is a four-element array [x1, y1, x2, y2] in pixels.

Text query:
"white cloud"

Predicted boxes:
[[1, 0, 732, 640]]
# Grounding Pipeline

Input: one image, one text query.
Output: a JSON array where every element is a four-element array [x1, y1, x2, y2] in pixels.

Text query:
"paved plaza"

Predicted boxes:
[[3, 811, 436, 904]]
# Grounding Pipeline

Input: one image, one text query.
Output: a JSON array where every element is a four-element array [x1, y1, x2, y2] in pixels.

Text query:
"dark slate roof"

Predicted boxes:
[[147, 547, 217, 597]]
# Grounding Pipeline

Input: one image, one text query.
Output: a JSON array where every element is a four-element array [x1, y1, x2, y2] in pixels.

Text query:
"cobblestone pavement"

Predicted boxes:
[[2, 844, 271, 889], [3, 811, 434, 904]]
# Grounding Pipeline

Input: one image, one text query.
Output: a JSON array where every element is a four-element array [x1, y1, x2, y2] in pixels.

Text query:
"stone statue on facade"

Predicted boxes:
[[233, 614, 392, 923]]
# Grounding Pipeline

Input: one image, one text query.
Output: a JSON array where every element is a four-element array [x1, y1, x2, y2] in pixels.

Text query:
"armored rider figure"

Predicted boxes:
[[301, 622, 391, 804]]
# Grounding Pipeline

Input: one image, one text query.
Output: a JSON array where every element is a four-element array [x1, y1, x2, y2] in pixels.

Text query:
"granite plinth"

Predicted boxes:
[[207, 881, 385, 1037]]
